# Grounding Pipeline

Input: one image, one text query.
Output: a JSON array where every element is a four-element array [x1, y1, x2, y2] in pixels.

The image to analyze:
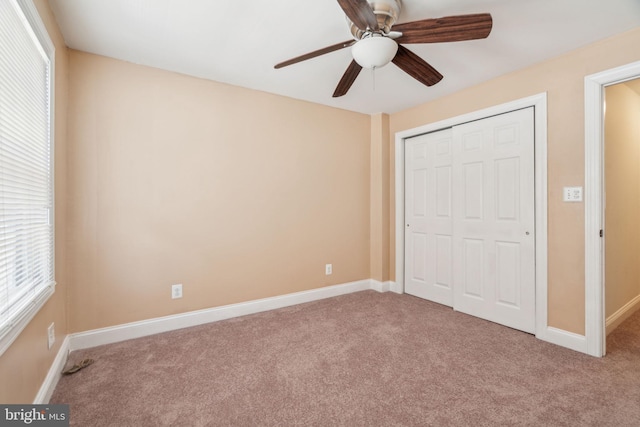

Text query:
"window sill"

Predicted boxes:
[[0, 282, 56, 357]]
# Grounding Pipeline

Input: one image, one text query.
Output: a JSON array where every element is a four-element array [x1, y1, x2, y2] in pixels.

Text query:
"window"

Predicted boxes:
[[0, 0, 55, 355]]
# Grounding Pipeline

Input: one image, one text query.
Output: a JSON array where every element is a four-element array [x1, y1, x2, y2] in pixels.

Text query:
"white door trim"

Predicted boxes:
[[584, 60, 640, 357], [394, 94, 551, 343]]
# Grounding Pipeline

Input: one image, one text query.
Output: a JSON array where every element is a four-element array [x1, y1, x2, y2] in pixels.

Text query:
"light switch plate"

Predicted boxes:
[[563, 186, 583, 202]]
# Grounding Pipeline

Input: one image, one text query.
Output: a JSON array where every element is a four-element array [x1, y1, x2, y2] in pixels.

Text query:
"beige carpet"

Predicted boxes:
[[51, 291, 640, 426]]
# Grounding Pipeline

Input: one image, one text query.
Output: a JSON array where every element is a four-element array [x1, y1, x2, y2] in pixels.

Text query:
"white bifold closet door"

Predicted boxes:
[[404, 107, 535, 333]]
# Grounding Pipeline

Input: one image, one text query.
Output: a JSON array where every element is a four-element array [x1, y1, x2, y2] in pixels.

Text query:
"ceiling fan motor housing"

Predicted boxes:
[[348, 0, 402, 39]]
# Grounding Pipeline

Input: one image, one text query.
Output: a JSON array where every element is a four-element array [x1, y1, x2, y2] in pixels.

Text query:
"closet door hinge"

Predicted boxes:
[[600, 229, 603, 238]]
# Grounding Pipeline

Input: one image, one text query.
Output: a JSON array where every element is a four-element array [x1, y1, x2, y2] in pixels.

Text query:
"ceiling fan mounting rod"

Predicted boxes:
[[346, 0, 402, 40], [359, 30, 388, 39]]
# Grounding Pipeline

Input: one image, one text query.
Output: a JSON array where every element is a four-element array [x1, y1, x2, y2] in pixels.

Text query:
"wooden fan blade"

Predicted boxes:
[[337, 0, 379, 31], [394, 13, 492, 44], [392, 45, 443, 87], [275, 40, 356, 69], [333, 60, 363, 97]]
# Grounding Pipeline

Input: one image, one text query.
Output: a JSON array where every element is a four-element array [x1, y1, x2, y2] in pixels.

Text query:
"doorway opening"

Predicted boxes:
[[584, 60, 640, 357], [604, 79, 640, 343]]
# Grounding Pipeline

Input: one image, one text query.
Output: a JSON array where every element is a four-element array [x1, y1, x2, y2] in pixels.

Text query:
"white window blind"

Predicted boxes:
[[0, 0, 55, 354]]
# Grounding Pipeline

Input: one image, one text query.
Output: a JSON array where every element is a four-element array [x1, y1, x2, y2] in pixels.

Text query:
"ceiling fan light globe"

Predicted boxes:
[[352, 36, 398, 69]]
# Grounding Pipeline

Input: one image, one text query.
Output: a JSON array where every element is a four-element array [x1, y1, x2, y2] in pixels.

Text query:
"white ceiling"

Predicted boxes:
[[49, 0, 640, 115]]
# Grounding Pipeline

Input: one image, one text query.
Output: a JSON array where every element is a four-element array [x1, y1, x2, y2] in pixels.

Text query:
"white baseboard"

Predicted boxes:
[[69, 279, 384, 351], [34, 335, 70, 404], [537, 326, 587, 354], [606, 294, 640, 335], [389, 281, 402, 294], [370, 280, 394, 293], [38, 279, 599, 403]]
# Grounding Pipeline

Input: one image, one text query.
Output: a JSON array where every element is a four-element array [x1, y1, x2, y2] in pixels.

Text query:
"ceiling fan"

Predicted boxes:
[[274, 0, 493, 97]]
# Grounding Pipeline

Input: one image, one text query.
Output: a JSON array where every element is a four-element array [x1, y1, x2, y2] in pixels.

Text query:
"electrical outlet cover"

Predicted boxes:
[[172, 284, 183, 299]]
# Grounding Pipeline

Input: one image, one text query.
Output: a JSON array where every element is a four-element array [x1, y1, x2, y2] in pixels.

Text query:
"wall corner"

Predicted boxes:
[[370, 113, 391, 282]]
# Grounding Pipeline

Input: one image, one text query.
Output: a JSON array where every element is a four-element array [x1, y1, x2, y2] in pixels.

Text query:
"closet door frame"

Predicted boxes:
[[394, 93, 570, 351]]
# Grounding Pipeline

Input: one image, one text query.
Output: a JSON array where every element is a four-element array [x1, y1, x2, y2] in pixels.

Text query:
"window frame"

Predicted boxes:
[[0, 0, 56, 356]]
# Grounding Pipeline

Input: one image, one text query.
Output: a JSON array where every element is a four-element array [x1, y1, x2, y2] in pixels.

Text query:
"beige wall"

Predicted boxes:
[[370, 113, 391, 282], [604, 82, 640, 321], [388, 27, 640, 335], [0, 0, 68, 403], [66, 51, 372, 332]]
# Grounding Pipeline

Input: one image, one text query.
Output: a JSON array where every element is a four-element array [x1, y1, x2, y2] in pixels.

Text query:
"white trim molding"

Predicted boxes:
[[38, 280, 389, 402], [34, 335, 69, 404], [370, 280, 394, 293], [0, 284, 55, 357], [69, 280, 386, 351], [584, 60, 640, 357], [394, 94, 557, 349], [542, 327, 588, 354], [0, 0, 57, 359], [606, 294, 640, 335], [389, 281, 402, 294]]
